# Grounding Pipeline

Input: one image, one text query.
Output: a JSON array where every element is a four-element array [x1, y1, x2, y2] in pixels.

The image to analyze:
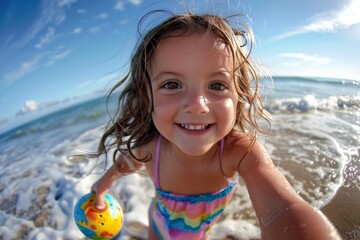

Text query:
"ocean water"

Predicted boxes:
[[0, 76, 359, 239]]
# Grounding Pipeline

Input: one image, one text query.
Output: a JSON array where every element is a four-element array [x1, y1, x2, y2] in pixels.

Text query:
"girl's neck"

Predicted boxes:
[[163, 138, 221, 164]]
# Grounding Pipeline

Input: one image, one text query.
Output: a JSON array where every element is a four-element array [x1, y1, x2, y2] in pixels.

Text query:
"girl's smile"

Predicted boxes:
[[176, 123, 213, 137], [178, 123, 210, 131], [149, 32, 238, 156]]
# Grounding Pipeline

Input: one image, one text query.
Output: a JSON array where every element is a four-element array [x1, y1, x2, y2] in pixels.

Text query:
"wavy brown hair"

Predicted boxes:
[[91, 10, 271, 165]]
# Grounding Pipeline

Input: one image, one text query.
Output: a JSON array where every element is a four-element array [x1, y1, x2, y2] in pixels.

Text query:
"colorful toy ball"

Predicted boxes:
[[74, 193, 123, 239]]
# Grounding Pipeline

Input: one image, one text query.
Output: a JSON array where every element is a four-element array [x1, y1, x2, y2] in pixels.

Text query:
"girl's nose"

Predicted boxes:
[[183, 95, 210, 114]]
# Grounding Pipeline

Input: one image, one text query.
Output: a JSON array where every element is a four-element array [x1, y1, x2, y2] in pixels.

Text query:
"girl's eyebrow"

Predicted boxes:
[[209, 70, 233, 81], [152, 70, 232, 82], [210, 70, 232, 77], [152, 72, 182, 82]]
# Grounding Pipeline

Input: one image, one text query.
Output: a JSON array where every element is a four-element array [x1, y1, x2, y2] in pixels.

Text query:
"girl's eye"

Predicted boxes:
[[161, 81, 181, 89], [209, 82, 226, 91]]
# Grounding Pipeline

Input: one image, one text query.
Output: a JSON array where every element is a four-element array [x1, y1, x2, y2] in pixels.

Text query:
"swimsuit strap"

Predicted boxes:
[[220, 138, 225, 160], [219, 138, 231, 180], [154, 135, 162, 188]]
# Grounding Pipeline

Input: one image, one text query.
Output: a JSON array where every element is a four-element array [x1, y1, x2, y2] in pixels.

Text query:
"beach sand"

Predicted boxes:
[[322, 149, 360, 240]]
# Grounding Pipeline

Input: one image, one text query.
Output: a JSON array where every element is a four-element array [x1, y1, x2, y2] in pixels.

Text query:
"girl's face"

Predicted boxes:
[[149, 32, 238, 156]]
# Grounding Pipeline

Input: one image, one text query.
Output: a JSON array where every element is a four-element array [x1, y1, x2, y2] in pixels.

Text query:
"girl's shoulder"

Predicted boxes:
[[131, 136, 158, 162], [130, 137, 160, 181], [226, 130, 256, 146], [223, 130, 270, 176], [225, 130, 260, 157]]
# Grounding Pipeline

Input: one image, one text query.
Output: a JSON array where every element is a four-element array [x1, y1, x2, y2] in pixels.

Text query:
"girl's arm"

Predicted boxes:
[[238, 141, 341, 239], [91, 154, 142, 210]]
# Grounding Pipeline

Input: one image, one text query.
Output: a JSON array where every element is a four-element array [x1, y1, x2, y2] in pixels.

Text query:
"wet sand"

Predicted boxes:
[[321, 151, 360, 240]]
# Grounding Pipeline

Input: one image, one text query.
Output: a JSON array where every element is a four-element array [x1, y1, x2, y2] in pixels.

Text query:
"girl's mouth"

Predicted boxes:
[[179, 124, 210, 131]]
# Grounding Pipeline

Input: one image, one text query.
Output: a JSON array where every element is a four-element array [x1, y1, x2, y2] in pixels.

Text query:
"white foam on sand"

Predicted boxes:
[[0, 126, 262, 239], [1, 109, 353, 239]]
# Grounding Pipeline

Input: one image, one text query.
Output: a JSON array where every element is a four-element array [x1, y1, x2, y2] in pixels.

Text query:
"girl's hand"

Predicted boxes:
[[91, 165, 122, 210], [90, 154, 141, 210]]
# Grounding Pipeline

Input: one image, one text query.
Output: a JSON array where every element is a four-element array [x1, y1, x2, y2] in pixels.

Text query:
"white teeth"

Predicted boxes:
[[180, 124, 208, 130]]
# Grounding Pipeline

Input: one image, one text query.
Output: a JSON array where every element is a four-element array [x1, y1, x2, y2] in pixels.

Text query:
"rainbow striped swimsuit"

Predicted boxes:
[[149, 136, 236, 239]]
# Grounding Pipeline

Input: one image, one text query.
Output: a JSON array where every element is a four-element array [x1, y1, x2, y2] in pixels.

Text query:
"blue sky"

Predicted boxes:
[[1, 0, 359, 131]]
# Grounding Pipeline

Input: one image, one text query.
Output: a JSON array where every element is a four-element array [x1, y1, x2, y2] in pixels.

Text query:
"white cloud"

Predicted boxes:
[[114, 1, 125, 11], [114, 0, 142, 11], [97, 71, 122, 83], [77, 9, 86, 14], [270, 0, 360, 41], [10, 1, 75, 49], [43, 99, 60, 108], [73, 27, 82, 34], [3, 54, 44, 83], [118, 20, 128, 25], [35, 27, 55, 48], [76, 71, 122, 90], [97, 13, 108, 19], [2, 46, 71, 83], [16, 99, 61, 116], [129, 0, 142, 5], [46, 47, 71, 66], [17, 100, 40, 116], [76, 80, 94, 89], [280, 53, 331, 66], [89, 26, 101, 34], [58, 0, 78, 7]]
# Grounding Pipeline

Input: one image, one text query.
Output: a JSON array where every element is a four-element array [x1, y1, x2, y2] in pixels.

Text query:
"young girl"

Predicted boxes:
[[90, 11, 340, 239]]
